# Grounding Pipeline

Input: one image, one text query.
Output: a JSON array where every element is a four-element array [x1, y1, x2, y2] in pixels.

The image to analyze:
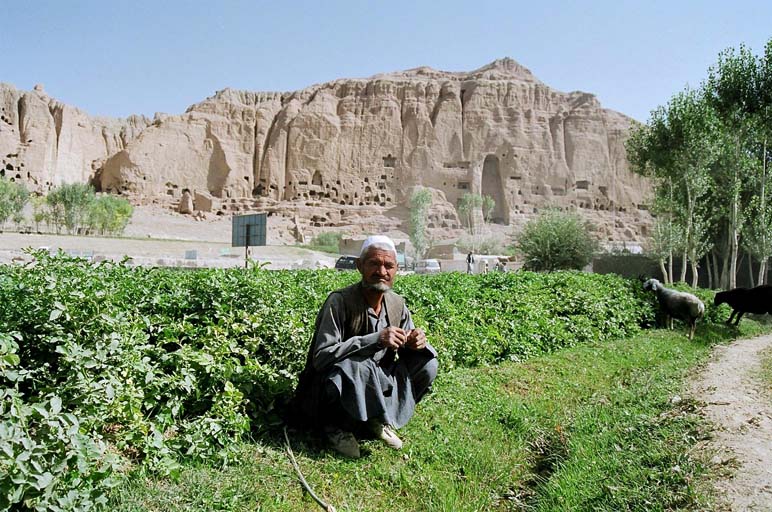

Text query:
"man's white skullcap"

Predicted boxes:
[[359, 235, 397, 258]]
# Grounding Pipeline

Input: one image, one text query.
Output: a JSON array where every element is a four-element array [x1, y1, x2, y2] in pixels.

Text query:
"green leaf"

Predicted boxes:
[[36, 472, 55, 490], [0, 441, 14, 457], [50, 396, 62, 415], [9, 483, 24, 503], [31, 403, 49, 418]]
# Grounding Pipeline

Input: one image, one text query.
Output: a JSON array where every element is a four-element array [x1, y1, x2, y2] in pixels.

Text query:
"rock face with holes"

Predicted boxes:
[[1, 59, 653, 243], [0, 82, 149, 189]]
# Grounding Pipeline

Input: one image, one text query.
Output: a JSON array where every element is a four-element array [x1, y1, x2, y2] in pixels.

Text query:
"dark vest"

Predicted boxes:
[[287, 282, 405, 427]]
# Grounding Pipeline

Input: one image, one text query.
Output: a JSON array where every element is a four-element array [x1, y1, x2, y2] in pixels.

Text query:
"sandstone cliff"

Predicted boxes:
[[1, 59, 652, 243], [0, 83, 149, 188]]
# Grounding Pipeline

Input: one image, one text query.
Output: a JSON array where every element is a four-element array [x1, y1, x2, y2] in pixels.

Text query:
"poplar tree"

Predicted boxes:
[[0, 177, 29, 228], [408, 187, 432, 259], [628, 39, 772, 288]]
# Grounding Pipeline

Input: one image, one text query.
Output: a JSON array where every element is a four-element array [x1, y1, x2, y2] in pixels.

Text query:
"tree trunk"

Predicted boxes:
[[748, 252, 755, 288], [680, 251, 688, 283], [729, 139, 744, 290], [665, 180, 675, 285], [659, 259, 668, 283], [691, 261, 699, 288], [719, 225, 730, 289], [707, 253, 714, 289], [760, 138, 769, 286], [730, 211, 739, 289], [683, 179, 695, 286]]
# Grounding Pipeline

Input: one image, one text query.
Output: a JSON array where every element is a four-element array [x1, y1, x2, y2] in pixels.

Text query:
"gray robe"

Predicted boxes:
[[291, 283, 438, 429]]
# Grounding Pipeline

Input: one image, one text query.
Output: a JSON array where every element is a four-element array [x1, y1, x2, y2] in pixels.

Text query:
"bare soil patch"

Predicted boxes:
[[690, 334, 772, 511], [0, 205, 335, 269]]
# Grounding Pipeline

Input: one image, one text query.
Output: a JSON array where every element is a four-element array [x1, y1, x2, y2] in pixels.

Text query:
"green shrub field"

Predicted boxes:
[[0, 254, 732, 509]]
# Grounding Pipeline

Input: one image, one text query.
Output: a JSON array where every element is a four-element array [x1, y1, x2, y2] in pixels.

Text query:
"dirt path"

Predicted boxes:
[[689, 334, 772, 511]]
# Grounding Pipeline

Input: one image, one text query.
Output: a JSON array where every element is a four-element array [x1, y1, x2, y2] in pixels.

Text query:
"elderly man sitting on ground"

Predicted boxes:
[[290, 235, 438, 457]]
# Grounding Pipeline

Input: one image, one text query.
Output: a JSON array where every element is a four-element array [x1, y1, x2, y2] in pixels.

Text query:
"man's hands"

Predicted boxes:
[[406, 328, 427, 350], [378, 327, 405, 350], [378, 327, 427, 351]]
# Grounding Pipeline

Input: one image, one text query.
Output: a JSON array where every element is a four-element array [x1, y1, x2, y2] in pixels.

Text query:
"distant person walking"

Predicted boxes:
[[466, 251, 475, 274]]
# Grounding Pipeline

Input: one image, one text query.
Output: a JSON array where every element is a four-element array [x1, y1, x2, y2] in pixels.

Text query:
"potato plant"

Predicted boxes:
[[0, 252, 707, 508]]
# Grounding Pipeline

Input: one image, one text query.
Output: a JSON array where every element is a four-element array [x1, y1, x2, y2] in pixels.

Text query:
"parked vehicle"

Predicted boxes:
[[334, 255, 358, 271], [415, 259, 441, 274]]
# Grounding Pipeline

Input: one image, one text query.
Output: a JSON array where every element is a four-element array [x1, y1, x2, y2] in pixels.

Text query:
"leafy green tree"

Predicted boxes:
[[306, 231, 344, 254], [0, 177, 29, 228], [743, 193, 772, 285], [482, 195, 495, 224], [644, 217, 684, 284], [30, 195, 47, 232], [628, 40, 772, 288], [704, 44, 762, 288], [457, 192, 482, 235], [657, 179, 686, 284], [627, 89, 719, 286], [409, 187, 432, 258], [87, 195, 134, 236], [516, 209, 598, 271], [745, 40, 772, 284], [667, 91, 719, 286], [457, 193, 496, 252], [46, 183, 95, 234]]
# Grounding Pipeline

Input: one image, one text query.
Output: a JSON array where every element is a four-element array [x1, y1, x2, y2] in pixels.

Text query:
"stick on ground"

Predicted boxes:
[[283, 426, 337, 512]]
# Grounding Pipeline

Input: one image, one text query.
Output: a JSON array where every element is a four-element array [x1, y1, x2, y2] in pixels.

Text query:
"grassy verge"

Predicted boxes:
[[108, 321, 770, 511]]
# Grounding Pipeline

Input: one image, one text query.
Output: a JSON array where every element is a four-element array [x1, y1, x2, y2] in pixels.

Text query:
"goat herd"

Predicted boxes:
[[641, 278, 772, 340]]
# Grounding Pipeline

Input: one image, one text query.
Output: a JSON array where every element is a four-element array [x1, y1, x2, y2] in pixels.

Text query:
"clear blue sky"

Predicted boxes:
[[1, 0, 770, 122]]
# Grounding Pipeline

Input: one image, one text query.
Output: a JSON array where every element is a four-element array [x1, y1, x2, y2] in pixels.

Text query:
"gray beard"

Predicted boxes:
[[362, 281, 391, 292]]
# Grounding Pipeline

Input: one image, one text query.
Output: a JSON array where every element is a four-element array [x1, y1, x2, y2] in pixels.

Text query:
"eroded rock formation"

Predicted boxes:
[[0, 83, 149, 189], [0, 59, 652, 242]]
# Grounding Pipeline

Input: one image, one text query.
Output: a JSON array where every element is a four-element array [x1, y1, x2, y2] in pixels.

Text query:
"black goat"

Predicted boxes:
[[713, 285, 772, 325]]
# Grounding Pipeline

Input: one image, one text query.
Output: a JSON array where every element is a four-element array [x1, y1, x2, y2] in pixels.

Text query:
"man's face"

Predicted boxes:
[[357, 248, 398, 292]]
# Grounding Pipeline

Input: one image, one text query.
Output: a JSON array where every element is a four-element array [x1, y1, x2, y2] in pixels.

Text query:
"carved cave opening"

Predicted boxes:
[[206, 141, 228, 198], [481, 154, 507, 224]]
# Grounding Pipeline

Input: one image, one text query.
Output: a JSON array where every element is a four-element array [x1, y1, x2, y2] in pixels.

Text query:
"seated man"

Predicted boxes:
[[291, 235, 438, 457]]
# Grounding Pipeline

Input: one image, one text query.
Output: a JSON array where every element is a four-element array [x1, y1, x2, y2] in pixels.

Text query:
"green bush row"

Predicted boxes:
[[0, 179, 133, 236], [0, 254, 729, 509]]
